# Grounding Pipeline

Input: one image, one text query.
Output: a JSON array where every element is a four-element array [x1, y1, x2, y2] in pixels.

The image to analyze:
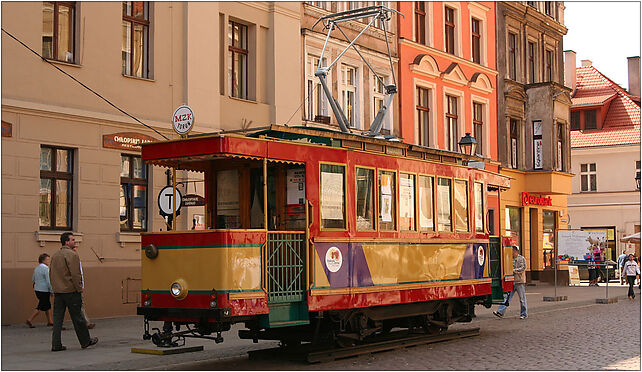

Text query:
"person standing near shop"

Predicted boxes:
[[622, 254, 640, 300], [26, 253, 53, 328], [493, 246, 528, 319], [49, 232, 98, 351]]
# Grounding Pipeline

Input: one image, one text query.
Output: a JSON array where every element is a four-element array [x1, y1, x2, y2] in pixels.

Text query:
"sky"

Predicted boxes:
[[563, 1, 641, 89]]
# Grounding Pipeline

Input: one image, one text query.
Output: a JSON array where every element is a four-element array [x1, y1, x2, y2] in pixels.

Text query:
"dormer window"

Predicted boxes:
[[585, 110, 597, 129]]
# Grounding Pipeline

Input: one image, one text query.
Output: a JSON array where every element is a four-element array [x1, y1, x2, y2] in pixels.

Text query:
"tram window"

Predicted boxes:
[[320, 164, 346, 229], [356, 167, 375, 230], [378, 170, 396, 231], [418, 175, 434, 231], [437, 177, 452, 232], [249, 168, 265, 229], [216, 169, 240, 228], [399, 173, 416, 231], [474, 182, 484, 233], [454, 179, 469, 232], [285, 167, 306, 230]]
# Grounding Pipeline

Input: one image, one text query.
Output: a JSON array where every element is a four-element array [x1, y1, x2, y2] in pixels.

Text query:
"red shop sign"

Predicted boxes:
[[521, 192, 552, 207]]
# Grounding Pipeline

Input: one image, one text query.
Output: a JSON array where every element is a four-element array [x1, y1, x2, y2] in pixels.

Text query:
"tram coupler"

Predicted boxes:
[[214, 331, 224, 344], [142, 318, 152, 340]]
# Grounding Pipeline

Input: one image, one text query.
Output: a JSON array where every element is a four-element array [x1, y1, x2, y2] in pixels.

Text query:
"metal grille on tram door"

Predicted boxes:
[[266, 232, 305, 303]]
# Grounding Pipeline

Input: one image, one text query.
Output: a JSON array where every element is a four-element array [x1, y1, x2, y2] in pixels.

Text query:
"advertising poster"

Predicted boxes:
[[286, 168, 306, 207], [321, 172, 344, 220], [399, 177, 414, 219], [381, 194, 392, 222], [557, 229, 608, 261]]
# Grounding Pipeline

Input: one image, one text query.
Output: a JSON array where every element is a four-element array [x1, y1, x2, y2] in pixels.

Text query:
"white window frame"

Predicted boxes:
[[580, 163, 597, 192], [372, 72, 392, 133], [468, 2, 488, 66], [306, 54, 330, 121], [443, 2, 462, 57], [470, 95, 490, 157], [340, 63, 361, 129], [443, 87, 464, 152], [413, 1, 434, 47]]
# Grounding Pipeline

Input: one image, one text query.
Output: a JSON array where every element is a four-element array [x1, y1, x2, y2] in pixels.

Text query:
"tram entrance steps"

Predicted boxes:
[[261, 301, 310, 328]]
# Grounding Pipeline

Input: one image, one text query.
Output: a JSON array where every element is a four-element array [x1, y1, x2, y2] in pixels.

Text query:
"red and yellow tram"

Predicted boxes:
[[137, 125, 513, 346]]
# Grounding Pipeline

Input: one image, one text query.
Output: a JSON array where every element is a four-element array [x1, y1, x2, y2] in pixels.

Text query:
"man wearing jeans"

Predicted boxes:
[[49, 232, 98, 351], [494, 245, 528, 319]]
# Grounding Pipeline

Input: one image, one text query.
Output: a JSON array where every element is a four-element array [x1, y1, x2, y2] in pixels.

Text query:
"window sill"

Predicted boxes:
[[35, 231, 83, 247], [227, 96, 257, 104], [44, 59, 81, 68], [122, 74, 155, 82], [116, 231, 142, 248]]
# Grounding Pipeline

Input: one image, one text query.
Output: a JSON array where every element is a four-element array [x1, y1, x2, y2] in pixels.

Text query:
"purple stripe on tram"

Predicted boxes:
[[459, 243, 487, 280], [349, 243, 374, 288], [315, 242, 374, 289]]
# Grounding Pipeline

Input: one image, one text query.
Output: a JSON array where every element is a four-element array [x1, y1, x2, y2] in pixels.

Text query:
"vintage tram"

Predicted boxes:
[[137, 125, 514, 347]]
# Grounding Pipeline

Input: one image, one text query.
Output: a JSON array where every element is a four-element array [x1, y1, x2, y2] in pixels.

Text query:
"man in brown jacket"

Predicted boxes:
[[49, 232, 98, 351]]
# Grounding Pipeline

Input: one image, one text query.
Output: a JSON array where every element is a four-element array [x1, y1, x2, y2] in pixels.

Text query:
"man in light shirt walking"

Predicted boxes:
[[494, 245, 528, 319]]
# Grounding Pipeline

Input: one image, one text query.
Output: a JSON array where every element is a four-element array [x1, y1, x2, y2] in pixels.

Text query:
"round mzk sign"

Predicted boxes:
[[172, 105, 194, 135]]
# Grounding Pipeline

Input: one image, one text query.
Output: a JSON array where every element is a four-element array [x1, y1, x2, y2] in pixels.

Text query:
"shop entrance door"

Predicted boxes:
[[529, 208, 539, 280]]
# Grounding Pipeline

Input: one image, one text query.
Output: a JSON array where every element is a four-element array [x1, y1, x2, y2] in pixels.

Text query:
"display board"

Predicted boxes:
[[568, 265, 580, 286], [557, 229, 608, 261]]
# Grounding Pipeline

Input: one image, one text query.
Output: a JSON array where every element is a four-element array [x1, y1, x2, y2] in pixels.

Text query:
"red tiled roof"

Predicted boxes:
[[571, 123, 640, 148], [571, 65, 641, 148]]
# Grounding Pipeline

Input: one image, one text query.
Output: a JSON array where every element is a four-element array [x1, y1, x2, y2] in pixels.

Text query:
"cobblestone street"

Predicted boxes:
[[166, 297, 640, 370]]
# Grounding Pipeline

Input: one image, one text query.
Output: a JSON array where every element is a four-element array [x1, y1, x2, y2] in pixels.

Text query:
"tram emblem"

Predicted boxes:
[[325, 247, 343, 273], [477, 245, 485, 266]]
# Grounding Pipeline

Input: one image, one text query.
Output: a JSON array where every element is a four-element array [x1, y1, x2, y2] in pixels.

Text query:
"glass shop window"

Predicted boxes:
[[399, 173, 416, 231], [356, 167, 375, 230], [437, 177, 452, 232], [378, 170, 397, 231], [320, 164, 346, 229], [418, 175, 434, 231]]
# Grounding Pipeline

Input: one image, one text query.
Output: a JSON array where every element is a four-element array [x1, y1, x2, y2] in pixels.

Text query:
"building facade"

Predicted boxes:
[[495, 1, 572, 282], [566, 55, 641, 259], [1, 1, 301, 324], [300, 2, 399, 135]]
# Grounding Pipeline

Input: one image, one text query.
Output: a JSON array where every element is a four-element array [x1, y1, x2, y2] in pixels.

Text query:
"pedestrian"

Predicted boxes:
[[618, 251, 628, 285], [49, 232, 98, 351], [71, 245, 96, 329], [494, 245, 528, 319], [622, 254, 640, 299], [26, 253, 53, 328]]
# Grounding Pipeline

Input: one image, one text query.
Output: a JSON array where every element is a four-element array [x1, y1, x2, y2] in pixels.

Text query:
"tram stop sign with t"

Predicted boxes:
[[158, 186, 183, 217]]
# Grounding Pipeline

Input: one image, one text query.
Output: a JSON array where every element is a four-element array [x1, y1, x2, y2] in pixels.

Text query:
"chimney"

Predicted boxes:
[[627, 56, 640, 97], [581, 59, 592, 67], [564, 50, 577, 92]]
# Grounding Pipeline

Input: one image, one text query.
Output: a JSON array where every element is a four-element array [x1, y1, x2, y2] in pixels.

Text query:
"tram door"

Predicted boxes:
[[262, 163, 309, 328], [489, 237, 504, 303]]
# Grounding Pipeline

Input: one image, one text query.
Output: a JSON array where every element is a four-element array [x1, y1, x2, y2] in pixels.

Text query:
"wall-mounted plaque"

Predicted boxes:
[[103, 132, 157, 151]]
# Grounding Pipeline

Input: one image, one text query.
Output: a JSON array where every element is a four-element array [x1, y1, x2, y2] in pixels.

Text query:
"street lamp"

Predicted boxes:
[[635, 173, 640, 190], [458, 132, 477, 156]]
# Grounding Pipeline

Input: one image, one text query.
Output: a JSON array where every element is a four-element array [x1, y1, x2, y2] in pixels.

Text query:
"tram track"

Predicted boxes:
[[247, 328, 480, 364]]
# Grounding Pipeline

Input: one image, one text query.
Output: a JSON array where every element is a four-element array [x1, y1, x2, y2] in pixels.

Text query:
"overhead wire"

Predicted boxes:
[[1, 27, 169, 140]]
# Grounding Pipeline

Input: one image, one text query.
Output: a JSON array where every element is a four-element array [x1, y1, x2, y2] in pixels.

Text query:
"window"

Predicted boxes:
[[527, 41, 536, 84], [570, 111, 580, 130], [400, 173, 416, 231], [454, 179, 469, 232], [542, 210, 556, 268], [373, 1, 388, 29], [216, 169, 240, 228], [580, 163, 597, 192], [444, 7, 456, 54], [378, 170, 396, 231], [505, 207, 521, 244], [120, 155, 147, 231], [545, 49, 553, 82], [446, 95, 458, 151], [373, 75, 391, 133], [473, 102, 483, 156], [40, 146, 73, 230], [341, 64, 358, 127], [557, 123, 564, 171], [320, 164, 346, 229], [416, 87, 430, 146], [474, 182, 484, 233], [527, 1, 537, 8], [508, 32, 517, 80], [636, 161, 640, 190], [585, 110, 597, 129], [305, 1, 330, 10], [510, 118, 519, 169], [418, 175, 434, 231], [228, 21, 248, 99], [545, 1, 554, 17], [42, 2, 75, 63], [356, 167, 375, 230], [533, 120, 543, 170], [307, 55, 328, 122], [122, 2, 150, 78], [415, 1, 426, 45], [471, 18, 481, 64], [437, 177, 452, 232]]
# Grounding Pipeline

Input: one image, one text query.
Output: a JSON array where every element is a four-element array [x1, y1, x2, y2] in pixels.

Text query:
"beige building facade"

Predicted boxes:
[[1, 1, 301, 325]]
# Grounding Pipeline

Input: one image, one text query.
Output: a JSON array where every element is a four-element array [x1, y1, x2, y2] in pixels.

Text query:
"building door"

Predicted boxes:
[[529, 208, 539, 280], [542, 210, 557, 269]]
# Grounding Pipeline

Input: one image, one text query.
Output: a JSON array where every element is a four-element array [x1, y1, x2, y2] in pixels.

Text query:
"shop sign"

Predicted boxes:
[[172, 105, 194, 135], [521, 192, 552, 207], [182, 194, 206, 207], [103, 132, 156, 151], [1, 121, 12, 137]]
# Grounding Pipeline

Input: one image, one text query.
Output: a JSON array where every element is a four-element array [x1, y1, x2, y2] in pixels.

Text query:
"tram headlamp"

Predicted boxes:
[[209, 289, 217, 308], [144, 244, 158, 259], [170, 279, 188, 300]]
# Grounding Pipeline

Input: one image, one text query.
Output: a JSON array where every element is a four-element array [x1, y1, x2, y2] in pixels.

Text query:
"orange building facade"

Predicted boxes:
[[397, 1, 497, 163]]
